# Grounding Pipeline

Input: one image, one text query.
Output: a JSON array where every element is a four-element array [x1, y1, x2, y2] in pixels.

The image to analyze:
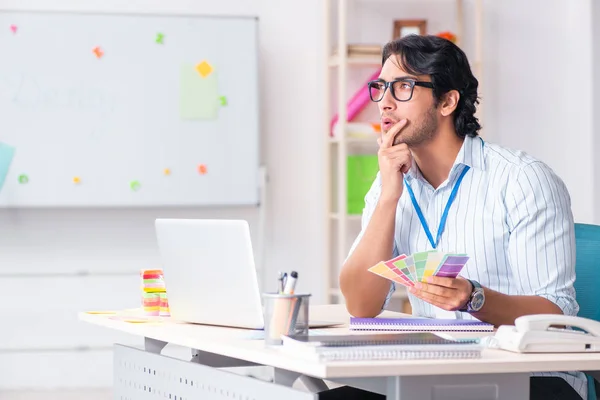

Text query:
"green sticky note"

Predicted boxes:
[[156, 33, 165, 44], [219, 95, 227, 106], [0, 142, 15, 191], [18, 174, 28, 184], [130, 180, 141, 191], [179, 64, 219, 120]]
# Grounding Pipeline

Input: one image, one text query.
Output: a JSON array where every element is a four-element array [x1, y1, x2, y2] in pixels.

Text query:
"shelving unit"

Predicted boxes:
[[323, 0, 484, 306]]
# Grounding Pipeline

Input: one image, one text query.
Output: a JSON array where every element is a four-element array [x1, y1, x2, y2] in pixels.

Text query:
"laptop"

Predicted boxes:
[[155, 218, 336, 330]]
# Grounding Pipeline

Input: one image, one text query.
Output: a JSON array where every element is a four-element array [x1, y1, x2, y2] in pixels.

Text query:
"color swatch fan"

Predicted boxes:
[[368, 251, 470, 287]]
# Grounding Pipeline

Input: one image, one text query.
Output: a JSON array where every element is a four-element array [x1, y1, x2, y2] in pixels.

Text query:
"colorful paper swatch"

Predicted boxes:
[[368, 251, 470, 288]]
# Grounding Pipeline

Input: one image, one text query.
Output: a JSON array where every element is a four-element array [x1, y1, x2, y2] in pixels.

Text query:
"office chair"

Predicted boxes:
[[574, 223, 600, 400]]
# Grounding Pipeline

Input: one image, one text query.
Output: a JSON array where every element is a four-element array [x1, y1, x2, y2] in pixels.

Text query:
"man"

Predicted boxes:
[[336, 35, 586, 400]]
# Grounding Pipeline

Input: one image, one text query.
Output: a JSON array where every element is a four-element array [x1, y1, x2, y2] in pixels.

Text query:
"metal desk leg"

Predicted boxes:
[[190, 348, 259, 368], [144, 337, 167, 354], [274, 368, 329, 393]]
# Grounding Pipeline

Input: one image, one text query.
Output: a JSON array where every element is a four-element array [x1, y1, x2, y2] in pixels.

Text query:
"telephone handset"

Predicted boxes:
[[487, 314, 600, 353]]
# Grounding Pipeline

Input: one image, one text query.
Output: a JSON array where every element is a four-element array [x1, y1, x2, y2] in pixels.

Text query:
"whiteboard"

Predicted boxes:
[[0, 11, 260, 207]]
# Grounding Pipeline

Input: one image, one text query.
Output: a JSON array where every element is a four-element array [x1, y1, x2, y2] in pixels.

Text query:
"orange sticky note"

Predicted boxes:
[[197, 164, 207, 175], [93, 46, 104, 59]]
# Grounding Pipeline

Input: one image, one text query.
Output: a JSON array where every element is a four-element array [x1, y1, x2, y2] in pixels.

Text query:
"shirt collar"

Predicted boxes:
[[454, 135, 486, 172], [404, 135, 486, 184]]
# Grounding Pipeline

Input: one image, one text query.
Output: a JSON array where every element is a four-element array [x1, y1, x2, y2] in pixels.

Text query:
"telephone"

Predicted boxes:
[[485, 314, 600, 353]]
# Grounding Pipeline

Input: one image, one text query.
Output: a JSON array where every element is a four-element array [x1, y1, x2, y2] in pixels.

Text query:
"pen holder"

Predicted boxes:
[[262, 293, 311, 346]]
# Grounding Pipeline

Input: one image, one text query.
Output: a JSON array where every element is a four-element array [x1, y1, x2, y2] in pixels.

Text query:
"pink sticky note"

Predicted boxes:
[[10, 25, 17, 34]]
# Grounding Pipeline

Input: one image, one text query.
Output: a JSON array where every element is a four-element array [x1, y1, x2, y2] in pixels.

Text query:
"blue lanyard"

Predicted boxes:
[[404, 165, 470, 249]]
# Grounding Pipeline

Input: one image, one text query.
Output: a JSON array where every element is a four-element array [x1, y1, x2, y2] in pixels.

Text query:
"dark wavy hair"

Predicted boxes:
[[382, 34, 481, 138]]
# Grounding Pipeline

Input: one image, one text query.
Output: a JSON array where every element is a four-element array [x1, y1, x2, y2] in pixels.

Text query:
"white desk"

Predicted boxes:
[[79, 304, 600, 400]]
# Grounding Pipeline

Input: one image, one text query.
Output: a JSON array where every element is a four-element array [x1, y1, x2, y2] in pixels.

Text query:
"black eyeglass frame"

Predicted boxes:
[[367, 78, 434, 102]]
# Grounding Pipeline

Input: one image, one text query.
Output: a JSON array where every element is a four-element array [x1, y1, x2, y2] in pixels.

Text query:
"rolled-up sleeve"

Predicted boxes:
[[345, 172, 398, 309], [505, 161, 578, 315]]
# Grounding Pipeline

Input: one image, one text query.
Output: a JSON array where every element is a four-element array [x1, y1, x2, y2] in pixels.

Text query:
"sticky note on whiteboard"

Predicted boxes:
[[179, 64, 219, 120], [0, 142, 16, 192]]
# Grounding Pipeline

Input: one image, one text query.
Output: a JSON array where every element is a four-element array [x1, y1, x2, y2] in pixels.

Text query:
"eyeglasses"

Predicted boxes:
[[367, 78, 434, 102]]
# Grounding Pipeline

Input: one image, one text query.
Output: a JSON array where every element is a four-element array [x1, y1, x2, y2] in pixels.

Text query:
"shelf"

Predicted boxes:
[[324, 0, 483, 305], [328, 55, 381, 67], [329, 135, 378, 144], [330, 213, 362, 221]]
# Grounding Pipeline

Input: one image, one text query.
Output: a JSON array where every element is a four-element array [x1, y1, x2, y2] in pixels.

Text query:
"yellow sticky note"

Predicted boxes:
[[86, 310, 117, 315], [195, 61, 213, 78]]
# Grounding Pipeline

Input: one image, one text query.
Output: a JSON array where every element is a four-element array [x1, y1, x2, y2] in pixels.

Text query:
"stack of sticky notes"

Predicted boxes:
[[368, 250, 470, 287], [140, 269, 170, 316], [142, 292, 161, 316], [141, 269, 166, 292], [158, 292, 170, 316]]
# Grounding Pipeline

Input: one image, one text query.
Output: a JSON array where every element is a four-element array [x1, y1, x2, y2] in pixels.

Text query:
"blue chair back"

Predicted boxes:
[[574, 223, 600, 322], [574, 223, 600, 400]]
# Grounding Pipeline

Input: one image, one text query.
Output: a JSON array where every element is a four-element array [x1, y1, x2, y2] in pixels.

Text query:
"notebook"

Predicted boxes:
[[281, 332, 482, 362], [350, 317, 494, 332]]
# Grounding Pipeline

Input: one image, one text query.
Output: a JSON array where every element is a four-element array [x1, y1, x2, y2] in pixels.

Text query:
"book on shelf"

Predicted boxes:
[[280, 332, 482, 362], [349, 317, 494, 332], [331, 121, 380, 140]]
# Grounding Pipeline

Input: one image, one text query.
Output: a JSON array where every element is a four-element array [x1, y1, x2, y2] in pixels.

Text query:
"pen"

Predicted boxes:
[[277, 271, 284, 293], [283, 271, 298, 294], [281, 272, 287, 293]]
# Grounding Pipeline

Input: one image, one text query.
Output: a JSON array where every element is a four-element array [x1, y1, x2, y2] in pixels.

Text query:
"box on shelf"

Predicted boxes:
[[347, 154, 379, 215]]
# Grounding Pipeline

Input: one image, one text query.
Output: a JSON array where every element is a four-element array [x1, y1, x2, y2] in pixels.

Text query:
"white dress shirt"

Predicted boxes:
[[348, 135, 586, 399]]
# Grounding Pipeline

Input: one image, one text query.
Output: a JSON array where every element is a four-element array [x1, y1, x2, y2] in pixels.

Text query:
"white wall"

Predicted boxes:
[[0, 0, 598, 397], [482, 0, 595, 224], [0, 0, 326, 395], [337, 0, 596, 223]]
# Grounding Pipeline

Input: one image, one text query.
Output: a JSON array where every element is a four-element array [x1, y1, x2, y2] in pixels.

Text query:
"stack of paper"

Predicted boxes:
[[368, 251, 470, 287], [280, 332, 482, 361]]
